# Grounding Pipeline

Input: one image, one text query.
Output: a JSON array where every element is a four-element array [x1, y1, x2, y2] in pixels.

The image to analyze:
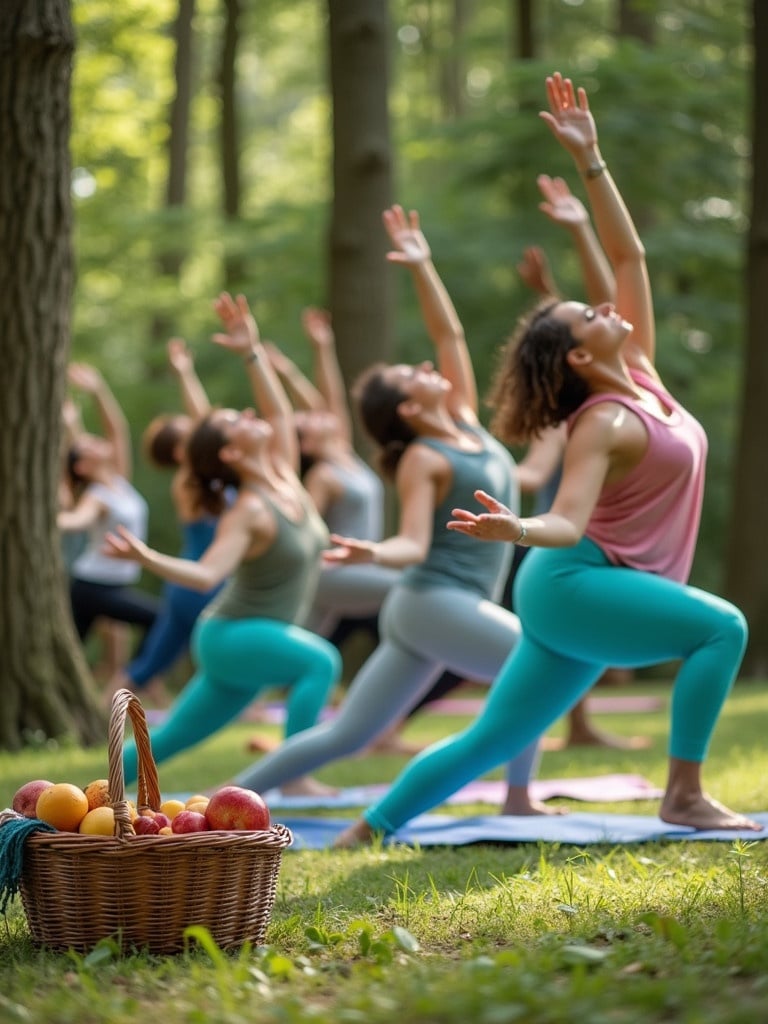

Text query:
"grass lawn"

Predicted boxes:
[[2, 677, 768, 1023]]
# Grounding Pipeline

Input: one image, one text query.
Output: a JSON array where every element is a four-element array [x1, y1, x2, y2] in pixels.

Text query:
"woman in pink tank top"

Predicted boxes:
[[335, 72, 759, 848]]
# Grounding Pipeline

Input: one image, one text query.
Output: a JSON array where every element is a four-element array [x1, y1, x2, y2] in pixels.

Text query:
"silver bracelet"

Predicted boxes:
[[584, 160, 607, 180], [243, 350, 259, 364], [514, 522, 528, 544]]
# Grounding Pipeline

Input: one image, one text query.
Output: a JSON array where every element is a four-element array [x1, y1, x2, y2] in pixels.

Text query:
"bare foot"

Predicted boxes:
[[279, 775, 339, 798], [660, 792, 763, 831], [333, 818, 376, 848], [245, 732, 279, 754], [542, 728, 652, 752]]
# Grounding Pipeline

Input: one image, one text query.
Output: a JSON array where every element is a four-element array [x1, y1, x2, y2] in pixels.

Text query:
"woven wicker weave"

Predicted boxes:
[[8, 688, 292, 954]]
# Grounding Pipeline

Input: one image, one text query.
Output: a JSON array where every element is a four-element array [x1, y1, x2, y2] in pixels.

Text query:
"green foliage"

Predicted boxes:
[[67, 1, 752, 584]]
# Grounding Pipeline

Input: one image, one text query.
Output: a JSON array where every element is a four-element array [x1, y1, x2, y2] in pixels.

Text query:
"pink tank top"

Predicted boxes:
[[567, 369, 707, 583]]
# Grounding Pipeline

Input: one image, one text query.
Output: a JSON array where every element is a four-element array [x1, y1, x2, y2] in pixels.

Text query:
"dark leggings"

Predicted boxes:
[[69, 577, 160, 643]]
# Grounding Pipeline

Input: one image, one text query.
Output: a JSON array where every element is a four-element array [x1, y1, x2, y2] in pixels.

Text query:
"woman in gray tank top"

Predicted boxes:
[[230, 206, 551, 816]]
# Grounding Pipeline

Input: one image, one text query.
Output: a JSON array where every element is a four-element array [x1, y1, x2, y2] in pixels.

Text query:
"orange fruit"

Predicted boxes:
[[83, 778, 111, 811], [160, 799, 186, 822], [78, 806, 116, 836], [185, 800, 209, 815], [36, 783, 90, 831], [185, 794, 209, 809]]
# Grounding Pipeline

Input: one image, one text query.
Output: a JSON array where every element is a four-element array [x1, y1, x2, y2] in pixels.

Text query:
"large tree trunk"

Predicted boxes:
[[152, 0, 196, 343], [217, 0, 244, 290], [725, 0, 768, 675], [0, 0, 104, 749], [326, 0, 394, 401]]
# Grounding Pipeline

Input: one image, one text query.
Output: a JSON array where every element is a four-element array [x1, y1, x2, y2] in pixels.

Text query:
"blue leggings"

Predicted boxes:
[[364, 538, 748, 834], [234, 582, 538, 793], [122, 615, 341, 785], [127, 581, 221, 687]]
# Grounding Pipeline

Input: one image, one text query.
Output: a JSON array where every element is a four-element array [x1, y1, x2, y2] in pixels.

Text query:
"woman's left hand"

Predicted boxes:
[[322, 534, 378, 565], [447, 489, 524, 542]]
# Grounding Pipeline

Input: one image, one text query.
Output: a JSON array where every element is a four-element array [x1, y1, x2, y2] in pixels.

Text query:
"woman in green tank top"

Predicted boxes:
[[105, 292, 341, 796]]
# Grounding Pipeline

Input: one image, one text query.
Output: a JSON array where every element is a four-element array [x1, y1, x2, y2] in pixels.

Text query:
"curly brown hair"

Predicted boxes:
[[185, 415, 240, 515], [487, 298, 590, 444], [351, 363, 418, 481]]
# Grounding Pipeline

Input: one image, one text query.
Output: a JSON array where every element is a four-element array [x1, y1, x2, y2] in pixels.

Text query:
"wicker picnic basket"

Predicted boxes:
[[7, 688, 292, 954]]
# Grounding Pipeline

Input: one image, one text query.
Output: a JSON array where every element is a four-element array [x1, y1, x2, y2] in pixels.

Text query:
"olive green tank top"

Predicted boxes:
[[204, 488, 329, 624]]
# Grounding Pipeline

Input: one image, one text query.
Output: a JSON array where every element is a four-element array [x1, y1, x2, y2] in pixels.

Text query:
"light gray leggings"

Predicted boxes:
[[304, 562, 401, 636], [235, 582, 538, 792]]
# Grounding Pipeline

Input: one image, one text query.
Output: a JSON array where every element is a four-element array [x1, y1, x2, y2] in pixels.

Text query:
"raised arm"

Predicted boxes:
[[167, 337, 211, 420], [536, 175, 615, 306], [262, 341, 326, 412], [301, 307, 354, 446], [383, 205, 478, 423], [540, 73, 654, 368], [67, 363, 132, 479], [211, 292, 299, 473]]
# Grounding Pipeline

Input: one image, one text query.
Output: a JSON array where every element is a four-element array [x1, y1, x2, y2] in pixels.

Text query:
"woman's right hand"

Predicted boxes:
[[167, 337, 194, 375], [539, 72, 598, 158], [212, 292, 259, 358], [537, 175, 588, 227], [102, 526, 149, 564], [382, 205, 431, 266], [322, 534, 378, 566]]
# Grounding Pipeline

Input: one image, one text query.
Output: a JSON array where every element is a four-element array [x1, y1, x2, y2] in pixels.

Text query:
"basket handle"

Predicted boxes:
[[108, 688, 162, 839]]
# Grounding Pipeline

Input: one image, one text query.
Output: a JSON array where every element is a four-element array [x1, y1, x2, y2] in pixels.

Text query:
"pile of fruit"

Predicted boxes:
[[10, 779, 270, 836]]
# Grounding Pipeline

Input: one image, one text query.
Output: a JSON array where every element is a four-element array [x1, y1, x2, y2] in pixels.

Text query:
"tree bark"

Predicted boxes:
[[217, 0, 245, 289], [0, 0, 104, 749], [152, 0, 195, 343], [514, 0, 534, 59], [617, 0, 655, 44], [725, 0, 768, 674], [326, 0, 394, 405]]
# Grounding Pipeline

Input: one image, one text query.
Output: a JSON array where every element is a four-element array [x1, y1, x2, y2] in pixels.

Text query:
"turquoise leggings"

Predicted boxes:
[[365, 538, 748, 834], [122, 615, 341, 785]]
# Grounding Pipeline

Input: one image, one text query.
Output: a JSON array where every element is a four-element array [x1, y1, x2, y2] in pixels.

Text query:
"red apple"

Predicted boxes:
[[12, 780, 54, 818], [152, 812, 171, 830], [132, 815, 161, 836], [171, 810, 209, 834], [205, 785, 270, 831]]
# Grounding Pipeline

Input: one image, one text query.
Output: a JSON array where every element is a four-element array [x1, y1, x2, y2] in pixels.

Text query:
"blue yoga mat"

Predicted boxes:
[[277, 811, 768, 850]]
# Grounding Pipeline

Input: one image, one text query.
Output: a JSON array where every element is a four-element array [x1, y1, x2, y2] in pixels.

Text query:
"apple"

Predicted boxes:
[[152, 812, 171, 830], [205, 785, 270, 831], [171, 810, 209, 834], [12, 780, 54, 818], [132, 815, 161, 836]]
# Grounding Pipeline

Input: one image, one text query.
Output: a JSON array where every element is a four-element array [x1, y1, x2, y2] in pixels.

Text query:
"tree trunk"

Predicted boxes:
[[326, 0, 394, 403], [217, 0, 245, 289], [514, 0, 534, 59], [438, 0, 469, 119], [617, 0, 655, 44], [152, 0, 196, 343], [0, 0, 104, 749], [725, 0, 768, 675]]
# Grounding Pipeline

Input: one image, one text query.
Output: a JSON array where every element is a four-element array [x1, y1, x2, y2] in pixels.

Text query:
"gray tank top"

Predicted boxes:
[[204, 489, 329, 623], [402, 423, 518, 601], [323, 454, 384, 541]]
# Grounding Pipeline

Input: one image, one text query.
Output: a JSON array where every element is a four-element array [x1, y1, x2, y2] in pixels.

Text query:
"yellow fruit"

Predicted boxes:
[[160, 799, 186, 822], [185, 794, 209, 809], [36, 783, 90, 831], [78, 806, 116, 836], [158, 826, 173, 835], [83, 778, 112, 811], [126, 800, 138, 822], [185, 800, 209, 815]]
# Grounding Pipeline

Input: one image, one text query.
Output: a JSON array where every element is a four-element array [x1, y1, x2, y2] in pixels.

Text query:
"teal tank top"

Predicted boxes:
[[204, 489, 329, 623], [402, 423, 518, 600]]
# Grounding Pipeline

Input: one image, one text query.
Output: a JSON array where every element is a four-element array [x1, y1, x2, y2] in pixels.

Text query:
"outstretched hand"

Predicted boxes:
[[517, 246, 557, 297], [301, 307, 335, 348], [212, 292, 259, 357], [382, 205, 431, 265], [67, 363, 104, 394], [540, 72, 597, 156], [446, 489, 524, 543], [537, 174, 588, 227], [322, 534, 378, 566], [102, 526, 149, 563], [167, 337, 195, 375]]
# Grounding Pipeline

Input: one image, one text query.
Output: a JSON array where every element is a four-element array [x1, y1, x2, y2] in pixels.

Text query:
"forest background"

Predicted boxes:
[[0, 5, 764, 738], [69, 0, 751, 596]]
